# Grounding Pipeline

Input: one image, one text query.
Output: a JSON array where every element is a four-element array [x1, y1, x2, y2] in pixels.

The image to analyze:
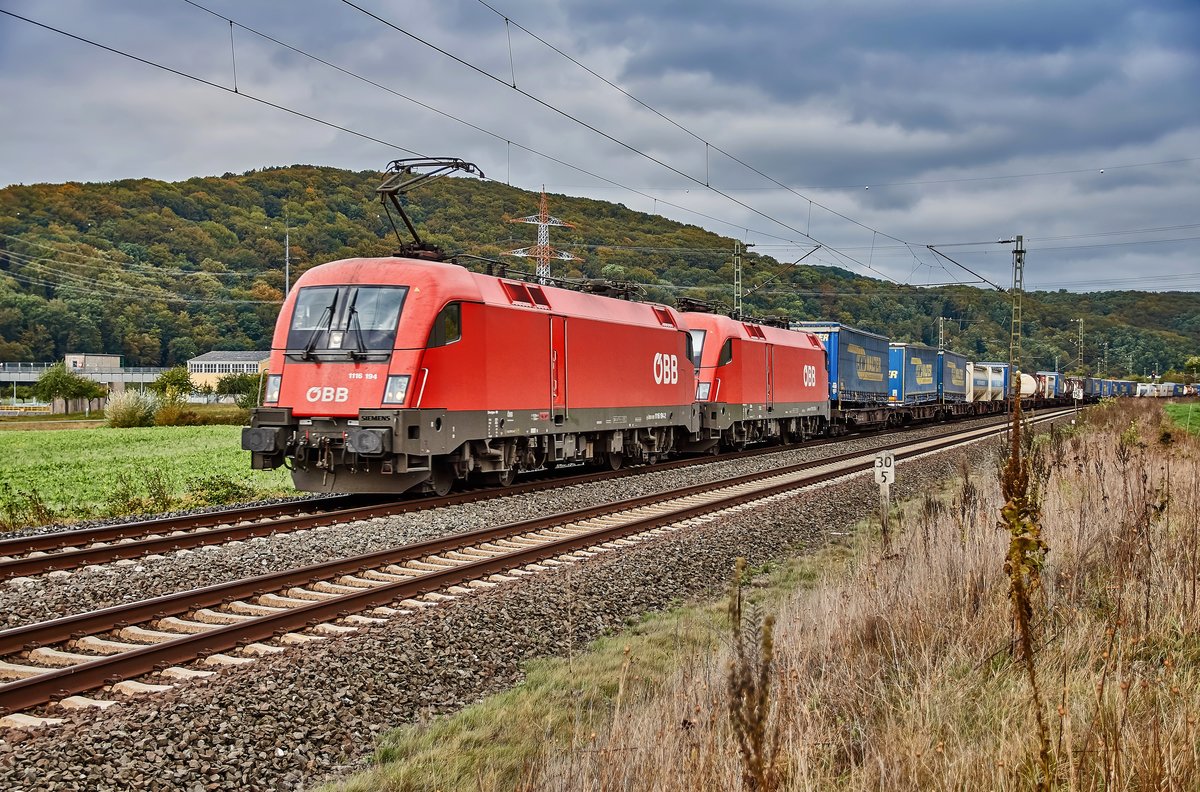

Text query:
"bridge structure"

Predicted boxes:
[[0, 362, 167, 386]]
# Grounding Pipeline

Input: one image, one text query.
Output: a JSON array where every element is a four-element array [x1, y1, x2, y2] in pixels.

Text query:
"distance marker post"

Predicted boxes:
[[874, 450, 895, 553]]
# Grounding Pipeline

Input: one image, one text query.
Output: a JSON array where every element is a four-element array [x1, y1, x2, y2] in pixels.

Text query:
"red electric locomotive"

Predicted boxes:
[[682, 312, 829, 447], [242, 256, 700, 494]]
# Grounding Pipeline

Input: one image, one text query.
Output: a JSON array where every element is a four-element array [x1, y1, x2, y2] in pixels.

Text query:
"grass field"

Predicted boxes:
[[0, 425, 292, 529], [1164, 401, 1200, 435]]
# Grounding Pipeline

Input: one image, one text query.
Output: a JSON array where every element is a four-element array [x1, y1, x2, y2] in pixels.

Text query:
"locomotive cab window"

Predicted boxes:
[[717, 337, 734, 366], [427, 302, 462, 348], [687, 329, 706, 369], [286, 285, 408, 356]]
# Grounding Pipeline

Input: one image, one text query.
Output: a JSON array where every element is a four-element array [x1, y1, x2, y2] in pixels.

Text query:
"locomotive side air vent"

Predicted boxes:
[[652, 306, 676, 327], [501, 281, 534, 306], [526, 285, 551, 309]]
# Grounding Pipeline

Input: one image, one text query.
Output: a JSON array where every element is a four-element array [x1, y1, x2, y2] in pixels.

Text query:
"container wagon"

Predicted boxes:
[[1035, 371, 1062, 399], [888, 343, 939, 405], [794, 322, 890, 432], [966, 362, 1009, 405], [938, 350, 969, 404]]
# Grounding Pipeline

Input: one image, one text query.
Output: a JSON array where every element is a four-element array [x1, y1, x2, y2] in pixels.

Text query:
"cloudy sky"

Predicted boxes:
[[1, 0, 1197, 291]]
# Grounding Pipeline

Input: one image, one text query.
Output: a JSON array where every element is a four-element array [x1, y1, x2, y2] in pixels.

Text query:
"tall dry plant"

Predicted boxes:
[[526, 398, 1198, 791], [998, 397, 1054, 788], [726, 557, 781, 791]]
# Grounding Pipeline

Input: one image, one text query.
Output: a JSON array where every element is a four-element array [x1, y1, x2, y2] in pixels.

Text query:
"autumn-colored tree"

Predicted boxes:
[[1, 164, 1198, 374]]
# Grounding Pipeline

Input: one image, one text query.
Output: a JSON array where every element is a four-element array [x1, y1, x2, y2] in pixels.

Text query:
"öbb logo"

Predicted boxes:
[[306, 386, 350, 403], [653, 353, 678, 385]]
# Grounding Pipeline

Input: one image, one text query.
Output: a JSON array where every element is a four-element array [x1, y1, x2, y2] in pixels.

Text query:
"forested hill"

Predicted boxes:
[[0, 164, 1196, 379]]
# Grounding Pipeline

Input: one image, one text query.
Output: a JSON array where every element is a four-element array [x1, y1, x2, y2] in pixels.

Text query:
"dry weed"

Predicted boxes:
[[531, 399, 1200, 790]]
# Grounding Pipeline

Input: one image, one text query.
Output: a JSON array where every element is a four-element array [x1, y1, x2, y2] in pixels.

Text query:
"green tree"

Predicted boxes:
[[149, 366, 193, 397], [32, 364, 106, 402], [166, 336, 199, 366], [217, 371, 266, 409], [215, 372, 259, 396]]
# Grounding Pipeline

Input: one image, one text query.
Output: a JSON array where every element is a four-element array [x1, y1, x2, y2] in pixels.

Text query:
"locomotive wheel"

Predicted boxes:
[[431, 461, 455, 496], [605, 451, 624, 471]]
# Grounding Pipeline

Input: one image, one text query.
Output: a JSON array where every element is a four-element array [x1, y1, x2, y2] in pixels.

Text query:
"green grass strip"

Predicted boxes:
[[0, 425, 290, 526], [1164, 402, 1200, 435]]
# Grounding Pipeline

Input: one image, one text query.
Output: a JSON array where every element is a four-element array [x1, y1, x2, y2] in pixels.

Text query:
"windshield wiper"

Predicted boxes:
[[301, 296, 337, 360], [346, 305, 369, 360]]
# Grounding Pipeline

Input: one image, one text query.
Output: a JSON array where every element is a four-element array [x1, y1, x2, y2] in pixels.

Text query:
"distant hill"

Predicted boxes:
[[0, 165, 1195, 379]]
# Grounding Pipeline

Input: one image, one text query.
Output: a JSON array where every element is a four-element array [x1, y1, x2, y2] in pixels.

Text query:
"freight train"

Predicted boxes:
[[240, 159, 1142, 495], [240, 251, 1115, 495]]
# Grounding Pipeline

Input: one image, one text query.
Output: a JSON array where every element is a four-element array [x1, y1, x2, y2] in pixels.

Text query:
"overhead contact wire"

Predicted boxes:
[[339, 0, 899, 281], [0, 8, 424, 158]]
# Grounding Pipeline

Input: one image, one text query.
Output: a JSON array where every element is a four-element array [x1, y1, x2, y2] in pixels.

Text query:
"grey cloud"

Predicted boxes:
[[0, 0, 1196, 290]]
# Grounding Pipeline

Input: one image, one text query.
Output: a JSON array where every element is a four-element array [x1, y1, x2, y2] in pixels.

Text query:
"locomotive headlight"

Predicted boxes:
[[382, 375, 410, 405], [264, 374, 281, 404], [696, 381, 711, 401]]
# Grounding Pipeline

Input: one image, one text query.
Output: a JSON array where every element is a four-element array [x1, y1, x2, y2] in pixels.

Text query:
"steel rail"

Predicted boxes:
[[0, 441, 808, 579], [0, 412, 1020, 579], [0, 494, 364, 556], [0, 409, 1069, 657], [0, 410, 1070, 714]]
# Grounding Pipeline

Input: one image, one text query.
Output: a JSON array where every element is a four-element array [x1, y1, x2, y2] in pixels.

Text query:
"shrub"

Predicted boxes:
[[104, 469, 177, 517], [184, 473, 253, 506], [0, 483, 57, 531], [105, 390, 158, 428], [154, 396, 199, 427]]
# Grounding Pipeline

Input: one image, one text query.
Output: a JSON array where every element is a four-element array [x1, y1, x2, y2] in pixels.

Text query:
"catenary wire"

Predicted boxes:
[[0, 9, 425, 157], [181, 0, 898, 281], [7, 2, 852, 270], [338, 0, 899, 282], [174, 1, 815, 251], [471, 0, 913, 248], [1, 233, 262, 280]]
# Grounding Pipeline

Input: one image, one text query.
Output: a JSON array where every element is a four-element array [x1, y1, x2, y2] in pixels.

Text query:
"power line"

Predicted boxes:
[[0, 8, 424, 158], [338, 0, 899, 282], [2, 4, 823, 262], [931, 236, 1200, 256], [545, 157, 1200, 191], [765, 157, 1200, 190], [0, 249, 260, 295], [1, 257, 278, 304], [471, 0, 913, 248], [177, 1, 821, 252], [1, 233, 262, 279], [184, 0, 896, 281]]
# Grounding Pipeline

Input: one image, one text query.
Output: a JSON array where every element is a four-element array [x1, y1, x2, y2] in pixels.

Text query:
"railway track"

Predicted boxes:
[[0, 414, 1017, 580], [0, 409, 1070, 725]]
